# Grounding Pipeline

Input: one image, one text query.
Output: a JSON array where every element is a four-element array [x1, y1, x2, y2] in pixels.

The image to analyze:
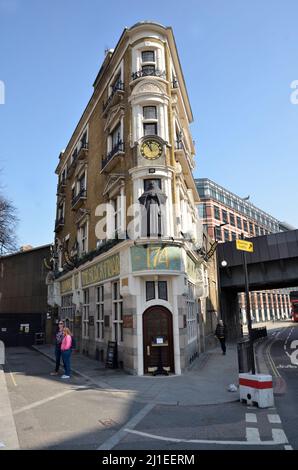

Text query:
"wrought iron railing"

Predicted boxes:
[[103, 81, 124, 111], [102, 141, 124, 169], [131, 69, 166, 80], [55, 216, 64, 229], [71, 188, 87, 207]]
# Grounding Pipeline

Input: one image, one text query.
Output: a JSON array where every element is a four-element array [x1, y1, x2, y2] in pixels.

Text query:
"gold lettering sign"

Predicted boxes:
[[60, 277, 73, 294], [81, 253, 120, 287]]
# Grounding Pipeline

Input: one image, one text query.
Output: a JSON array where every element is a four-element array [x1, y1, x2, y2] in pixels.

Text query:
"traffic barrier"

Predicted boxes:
[[250, 327, 267, 341], [239, 373, 274, 408]]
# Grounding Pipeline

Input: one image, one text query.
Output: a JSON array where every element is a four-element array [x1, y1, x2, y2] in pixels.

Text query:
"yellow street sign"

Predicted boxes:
[[236, 239, 254, 253]]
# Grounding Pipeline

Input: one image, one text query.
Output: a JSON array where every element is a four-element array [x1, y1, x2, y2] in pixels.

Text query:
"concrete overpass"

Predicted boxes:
[[217, 229, 298, 338]]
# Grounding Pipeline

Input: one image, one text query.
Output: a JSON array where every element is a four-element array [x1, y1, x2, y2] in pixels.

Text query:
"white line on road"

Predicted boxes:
[[98, 403, 155, 450], [13, 386, 88, 415], [0, 442, 5, 448], [9, 371, 17, 387], [272, 429, 288, 444], [268, 414, 281, 424], [284, 445, 293, 450], [245, 413, 257, 423], [246, 427, 261, 442], [124, 428, 288, 446]]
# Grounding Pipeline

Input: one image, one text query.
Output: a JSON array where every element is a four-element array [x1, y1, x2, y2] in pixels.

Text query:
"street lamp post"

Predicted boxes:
[[240, 233, 256, 375], [213, 223, 228, 320]]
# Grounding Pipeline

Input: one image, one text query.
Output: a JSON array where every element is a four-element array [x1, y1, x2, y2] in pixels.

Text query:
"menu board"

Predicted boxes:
[[105, 341, 118, 369]]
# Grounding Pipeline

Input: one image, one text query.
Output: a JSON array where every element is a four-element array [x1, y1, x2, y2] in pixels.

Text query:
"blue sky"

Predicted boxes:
[[0, 0, 297, 247]]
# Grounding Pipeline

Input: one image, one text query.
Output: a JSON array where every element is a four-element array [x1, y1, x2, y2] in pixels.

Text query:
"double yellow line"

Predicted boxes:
[[266, 339, 280, 378], [265, 327, 291, 378]]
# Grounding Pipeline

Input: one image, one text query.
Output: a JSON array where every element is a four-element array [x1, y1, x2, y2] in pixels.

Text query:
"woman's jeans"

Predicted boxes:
[[55, 345, 62, 372], [61, 349, 72, 376]]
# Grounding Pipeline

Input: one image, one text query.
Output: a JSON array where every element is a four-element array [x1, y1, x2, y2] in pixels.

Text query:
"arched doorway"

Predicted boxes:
[[143, 306, 174, 374]]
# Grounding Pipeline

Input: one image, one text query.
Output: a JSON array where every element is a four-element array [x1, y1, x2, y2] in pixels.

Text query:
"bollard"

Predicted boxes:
[[239, 373, 274, 408]]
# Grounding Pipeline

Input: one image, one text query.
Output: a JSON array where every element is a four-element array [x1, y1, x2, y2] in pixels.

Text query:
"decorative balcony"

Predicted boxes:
[[57, 180, 66, 196], [103, 81, 124, 114], [55, 216, 65, 231], [71, 188, 87, 210], [131, 69, 166, 81], [77, 141, 88, 161], [67, 142, 88, 178], [101, 141, 124, 172], [174, 140, 195, 171], [172, 77, 179, 89]]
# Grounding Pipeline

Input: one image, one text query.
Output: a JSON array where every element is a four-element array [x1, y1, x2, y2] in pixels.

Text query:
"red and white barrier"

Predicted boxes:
[[239, 373, 274, 408]]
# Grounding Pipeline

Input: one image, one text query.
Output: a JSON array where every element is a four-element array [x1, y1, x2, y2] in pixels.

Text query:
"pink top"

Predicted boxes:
[[61, 335, 72, 351]]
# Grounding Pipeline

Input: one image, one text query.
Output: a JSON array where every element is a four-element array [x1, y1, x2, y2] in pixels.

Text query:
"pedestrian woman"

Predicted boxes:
[[215, 319, 227, 355], [61, 327, 72, 379], [50, 320, 64, 376]]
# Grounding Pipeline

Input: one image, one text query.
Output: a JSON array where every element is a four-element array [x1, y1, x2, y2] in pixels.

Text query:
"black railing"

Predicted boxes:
[[175, 140, 183, 150], [57, 179, 66, 192], [55, 216, 64, 229], [71, 188, 87, 207], [131, 69, 166, 80], [102, 141, 124, 169], [172, 77, 179, 88], [103, 81, 124, 111]]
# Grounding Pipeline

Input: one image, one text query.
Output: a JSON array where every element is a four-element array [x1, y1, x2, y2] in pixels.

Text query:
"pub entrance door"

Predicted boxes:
[[143, 306, 174, 374]]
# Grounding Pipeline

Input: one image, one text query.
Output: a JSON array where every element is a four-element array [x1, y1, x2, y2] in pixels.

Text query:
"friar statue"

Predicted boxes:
[[138, 181, 167, 237]]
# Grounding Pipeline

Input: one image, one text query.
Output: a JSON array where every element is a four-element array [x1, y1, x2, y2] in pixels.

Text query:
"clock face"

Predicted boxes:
[[141, 140, 163, 160]]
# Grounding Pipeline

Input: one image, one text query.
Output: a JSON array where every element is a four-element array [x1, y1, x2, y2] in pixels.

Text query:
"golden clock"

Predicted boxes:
[[141, 139, 163, 160]]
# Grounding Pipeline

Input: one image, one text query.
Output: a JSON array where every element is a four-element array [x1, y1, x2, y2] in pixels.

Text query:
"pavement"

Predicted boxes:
[[0, 366, 20, 450], [1, 325, 294, 451], [31, 342, 241, 406]]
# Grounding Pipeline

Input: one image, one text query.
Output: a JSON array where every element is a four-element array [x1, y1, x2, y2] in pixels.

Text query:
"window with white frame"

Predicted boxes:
[[78, 171, 86, 195], [79, 222, 88, 254], [107, 121, 123, 156], [143, 105, 158, 136], [61, 294, 74, 332], [82, 289, 89, 338], [187, 282, 197, 343], [110, 195, 122, 238], [95, 285, 104, 341], [112, 281, 123, 343], [141, 50, 156, 75]]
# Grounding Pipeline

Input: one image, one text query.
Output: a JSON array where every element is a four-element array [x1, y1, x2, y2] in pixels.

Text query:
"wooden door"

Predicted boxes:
[[143, 306, 174, 373]]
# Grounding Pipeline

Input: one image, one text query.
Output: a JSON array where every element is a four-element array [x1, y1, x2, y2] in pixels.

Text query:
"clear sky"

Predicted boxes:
[[0, 0, 297, 248]]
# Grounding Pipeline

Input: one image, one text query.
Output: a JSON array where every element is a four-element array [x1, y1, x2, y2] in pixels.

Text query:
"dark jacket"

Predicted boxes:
[[215, 323, 226, 339]]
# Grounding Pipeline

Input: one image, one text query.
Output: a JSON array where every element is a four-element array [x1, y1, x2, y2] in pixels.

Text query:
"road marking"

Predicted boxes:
[[0, 442, 5, 448], [13, 386, 87, 415], [284, 445, 293, 450], [9, 371, 17, 387], [97, 403, 155, 450], [245, 413, 257, 423], [124, 428, 288, 446], [246, 427, 261, 442], [267, 414, 281, 424], [272, 429, 288, 444]]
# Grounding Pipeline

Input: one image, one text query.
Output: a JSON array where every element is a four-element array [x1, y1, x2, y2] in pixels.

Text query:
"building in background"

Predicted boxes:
[[196, 178, 293, 323], [0, 244, 51, 347], [47, 22, 211, 375]]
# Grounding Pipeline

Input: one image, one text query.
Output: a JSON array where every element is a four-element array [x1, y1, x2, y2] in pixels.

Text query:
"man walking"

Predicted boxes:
[[215, 319, 227, 355], [50, 320, 64, 375]]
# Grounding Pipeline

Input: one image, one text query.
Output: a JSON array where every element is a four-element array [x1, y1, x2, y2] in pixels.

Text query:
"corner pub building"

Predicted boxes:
[[47, 22, 209, 375]]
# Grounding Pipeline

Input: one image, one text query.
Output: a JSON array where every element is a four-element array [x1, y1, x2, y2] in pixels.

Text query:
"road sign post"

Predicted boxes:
[[237, 235, 256, 375]]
